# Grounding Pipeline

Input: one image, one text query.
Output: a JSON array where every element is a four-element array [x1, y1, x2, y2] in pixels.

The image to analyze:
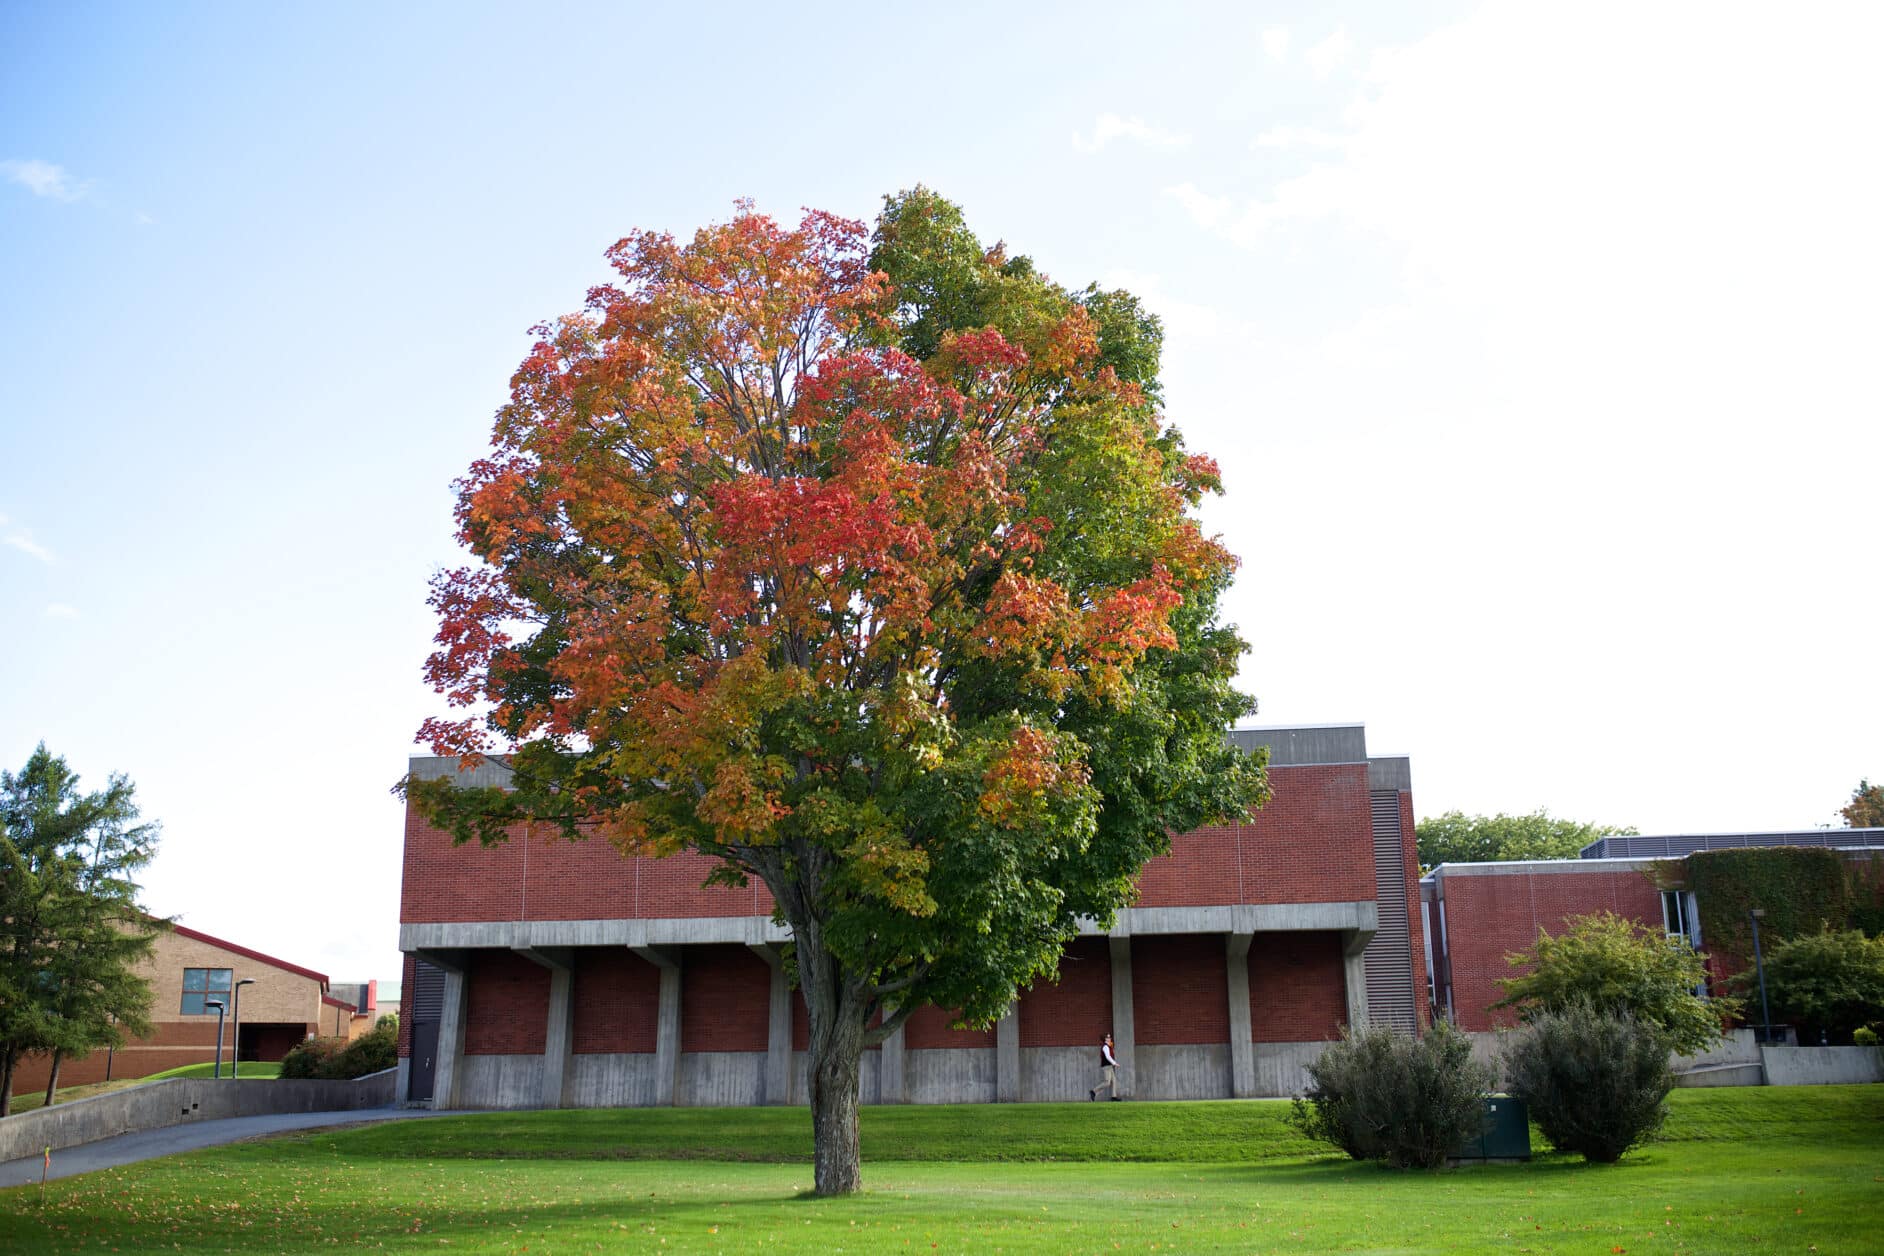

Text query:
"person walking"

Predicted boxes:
[[1089, 1032, 1121, 1100]]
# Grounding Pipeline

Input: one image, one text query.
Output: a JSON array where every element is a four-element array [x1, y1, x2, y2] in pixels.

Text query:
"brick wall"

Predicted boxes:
[[1438, 867, 1665, 1031], [572, 949, 661, 1054], [1133, 764, 1377, 909], [1019, 936, 1113, 1048], [679, 945, 770, 1053], [1132, 934, 1229, 1045], [402, 762, 1384, 926], [902, 1004, 996, 1049], [1249, 931, 1346, 1042], [463, 951, 549, 1055]]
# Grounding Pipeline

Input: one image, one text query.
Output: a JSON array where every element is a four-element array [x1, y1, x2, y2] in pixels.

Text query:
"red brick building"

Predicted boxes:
[[10, 924, 333, 1098], [1422, 831, 1884, 1032], [396, 723, 1429, 1108]]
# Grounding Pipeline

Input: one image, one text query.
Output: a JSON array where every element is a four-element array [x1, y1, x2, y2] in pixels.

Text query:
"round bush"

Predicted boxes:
[[1290, 1020, 1494, 1169], [1503, 1002, 1671, 1163]]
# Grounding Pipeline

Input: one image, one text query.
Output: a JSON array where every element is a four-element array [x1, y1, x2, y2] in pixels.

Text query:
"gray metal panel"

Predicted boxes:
[[1226, 725, 1367, 766], [409, 961, 446, 1022], [1366, 756, 1411, 793], [1580, 830, 1884, 859], [408, 755, 517, 790], [1362, 790, 1418, 1033]]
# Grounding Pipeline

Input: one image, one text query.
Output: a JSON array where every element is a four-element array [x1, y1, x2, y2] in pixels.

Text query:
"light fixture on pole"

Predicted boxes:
[[1749, 908, 1774, 1045], [205, 999, 227, 1079], [231, 979, 256, 1079]]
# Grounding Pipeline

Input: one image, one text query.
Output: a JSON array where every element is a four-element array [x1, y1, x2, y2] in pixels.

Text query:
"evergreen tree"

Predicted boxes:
[[0, 745, 163, 1114]]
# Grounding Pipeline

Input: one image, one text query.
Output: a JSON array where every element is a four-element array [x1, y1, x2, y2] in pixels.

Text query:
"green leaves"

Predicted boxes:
[[1493, 911, 1735, 1056], [1415, 809, 1637, 869]]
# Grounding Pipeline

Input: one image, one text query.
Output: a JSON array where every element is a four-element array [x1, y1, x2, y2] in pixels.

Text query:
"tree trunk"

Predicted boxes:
[[0, 1048, 14, 1118], [42, 1050, 63, 1107], [808, 1008, 865, 1195]]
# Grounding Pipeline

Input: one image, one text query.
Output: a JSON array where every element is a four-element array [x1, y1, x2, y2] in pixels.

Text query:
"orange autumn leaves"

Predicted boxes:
[[421, 204, 1232, 864]]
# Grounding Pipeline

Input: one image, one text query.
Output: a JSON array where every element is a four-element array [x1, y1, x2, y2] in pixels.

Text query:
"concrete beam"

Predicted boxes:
[[433, 966, 467, 1110], [1075, 900, 1379, 940], [748, 944, 793, 1105], [1341, 928, 1372, 1029], [630, 944, 680, 971], [412, 947, 468, 976], [1109, 936, 1135, 1097], [879, 1015, 906, 1104], [401, 915, 791, 955], [514, 947, 572, 972], [1225, 932, 1255, 1098], [541, 964, 573, 1108], [996, 1003, 1020, 1103], [636, 949, 683, 1106]]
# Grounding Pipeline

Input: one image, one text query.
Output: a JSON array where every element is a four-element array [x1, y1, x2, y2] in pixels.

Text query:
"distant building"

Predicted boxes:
[[1422, 829, 1884, 1030], [395, 723, 1429, 1109], [327, 979, 400, 1040], [10, 924, 334, 1095]]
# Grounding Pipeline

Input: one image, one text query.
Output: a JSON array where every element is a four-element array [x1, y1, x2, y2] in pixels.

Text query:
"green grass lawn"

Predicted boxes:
[[4, 1060, 283, 1115], [2, 1086, 1879, 1254]]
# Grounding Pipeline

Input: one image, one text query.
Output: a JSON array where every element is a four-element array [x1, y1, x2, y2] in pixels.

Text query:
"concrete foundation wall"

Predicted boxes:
[[1252, 1042, 1328, 1096], [565, 1054, 661, 1107], [1133, 1044, 1232, 1100], [1020, 1046, 1097, 1101], [457, 1054, 545, 1108], [907, 1047, 996, 1105], [1761, 1045, 1884, 1086], [679, 1052, 767, 1107], [0, 1070, 396, 1162]]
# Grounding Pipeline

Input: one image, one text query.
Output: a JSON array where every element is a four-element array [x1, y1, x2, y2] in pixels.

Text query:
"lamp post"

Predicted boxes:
[[231, 979, 256, 1079], [1749, 909, 1774, 1045], [206, 999, 226, 1079]]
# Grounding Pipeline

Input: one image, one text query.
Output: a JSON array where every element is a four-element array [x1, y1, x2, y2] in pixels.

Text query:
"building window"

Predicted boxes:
[[181, 967, 233, 1014], [1660, 890, 1689, 939]]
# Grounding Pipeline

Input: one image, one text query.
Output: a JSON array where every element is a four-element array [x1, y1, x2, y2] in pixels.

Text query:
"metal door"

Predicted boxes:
[[409, 1020, 439, 1101]]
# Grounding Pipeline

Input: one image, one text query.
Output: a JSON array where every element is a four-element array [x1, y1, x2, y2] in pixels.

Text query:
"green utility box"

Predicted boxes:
[[1451, 1095, 1532, 1163]]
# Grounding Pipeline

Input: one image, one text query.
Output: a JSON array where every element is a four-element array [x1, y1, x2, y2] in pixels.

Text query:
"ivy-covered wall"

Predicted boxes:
[[1684, 847, 1867, 958]]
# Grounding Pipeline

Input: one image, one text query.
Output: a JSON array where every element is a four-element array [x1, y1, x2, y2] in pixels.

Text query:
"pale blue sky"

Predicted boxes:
[[4, 2, 1879, 983]]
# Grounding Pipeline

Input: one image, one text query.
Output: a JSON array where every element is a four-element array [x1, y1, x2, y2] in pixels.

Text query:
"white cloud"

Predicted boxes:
[[1250, 124, 1347, 151], [4, 533, 54, 563], [1072, 113, 1192, 154], [1304, 26, 1351, 78], [1262, 27, 1290, 61], [45, 603, 79, 620], [1, 159, 91, 202], [134, 210, 156, 226], [1163, 181, 1232, 229]]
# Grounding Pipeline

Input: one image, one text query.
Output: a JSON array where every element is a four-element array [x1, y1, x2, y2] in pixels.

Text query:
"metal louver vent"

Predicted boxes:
[[1364, 791, 1418, 1032], [410, 960, 446, 1022]]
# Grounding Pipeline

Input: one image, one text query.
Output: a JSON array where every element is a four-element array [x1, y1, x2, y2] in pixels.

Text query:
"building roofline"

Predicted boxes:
[[172, 923, 330, 988]]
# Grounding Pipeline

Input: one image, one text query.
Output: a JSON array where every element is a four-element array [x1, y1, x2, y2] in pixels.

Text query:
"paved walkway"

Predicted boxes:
[[0, 1107, 447, 1188]]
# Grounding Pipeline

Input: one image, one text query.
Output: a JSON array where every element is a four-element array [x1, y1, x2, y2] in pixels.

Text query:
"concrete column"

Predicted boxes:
[[1341, 929, 1373, 1030], [748, 944, 793, 1106], [632, 945, 682, 1106], [1226, 932, 1255, 1098], [435, 966, 467, 1110], [1108, 935, 1136, 1097], [879, 1014, 906, 1104], [995, 1002, 1021, 1102], [517, 948, 574, 1110]]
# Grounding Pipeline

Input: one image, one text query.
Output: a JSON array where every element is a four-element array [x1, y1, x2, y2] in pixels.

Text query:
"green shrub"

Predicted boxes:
[[329, 1017, 398, 1078], [1854, 1025, 1879, 1046], [278, 1035, 347, 1079], [1503, 1001, 1671, 1163], [279, 1018, 399, 1081], [1740, 928, 1884, 1043], [1289, 1020, 1494, 1169], [1494, 911, 1734, 1055]]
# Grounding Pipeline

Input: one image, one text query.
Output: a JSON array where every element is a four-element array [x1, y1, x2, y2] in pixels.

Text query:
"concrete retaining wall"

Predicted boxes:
[[1760, 1045, 1884, 1086], [0, 1069, 397, 1163]]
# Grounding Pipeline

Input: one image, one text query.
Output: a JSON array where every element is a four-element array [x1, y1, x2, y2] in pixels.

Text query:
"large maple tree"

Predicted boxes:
[[405, 189, 1264, 1194]]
